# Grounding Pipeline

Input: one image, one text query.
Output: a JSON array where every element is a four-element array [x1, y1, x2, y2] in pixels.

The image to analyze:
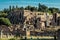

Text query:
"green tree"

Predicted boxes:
[[30, 7, 37, 11], [38, 3, 48, 12], [25, 5, 31, 10], [3, 8, 9, 13], [47, 10, 52, 15], [15, 5, 20, 10], [16, 5, 18, 9], [0, 13, 8, 17], [0, 17, 11, 26], [25, 6, 37, 11], [49, 7, 59, 13], [20, 7, 24, 10], [9, 5, 11, 11], [12, 6, 15, 11]]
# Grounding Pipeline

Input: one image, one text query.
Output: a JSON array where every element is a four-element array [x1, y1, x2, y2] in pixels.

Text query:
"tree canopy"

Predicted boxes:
[[49, 7, 59, 13], [25, 6, 37, 11], [2, 3, 60, 13], [38, 3, 48, 12], [0, 13, 8, 17], [0, 12, 11, 26], [0, 17, 11, 26]]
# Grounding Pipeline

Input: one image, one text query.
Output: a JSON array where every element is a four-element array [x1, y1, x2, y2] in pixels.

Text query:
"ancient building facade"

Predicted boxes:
[[24, 10, 46, 29], [51, 13, 60, 26]]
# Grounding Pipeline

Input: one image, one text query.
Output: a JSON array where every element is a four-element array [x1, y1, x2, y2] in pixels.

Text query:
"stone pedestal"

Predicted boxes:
[[26, 30, 30, 37]]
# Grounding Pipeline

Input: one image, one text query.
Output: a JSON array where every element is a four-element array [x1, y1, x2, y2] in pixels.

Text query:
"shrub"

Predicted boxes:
[[0, 17, 11, 26], [0, 13, 8, 17], [9, 38, 15, 40]]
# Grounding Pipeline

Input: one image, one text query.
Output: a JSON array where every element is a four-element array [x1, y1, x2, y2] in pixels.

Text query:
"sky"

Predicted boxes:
[[0, 0, 60, 10]]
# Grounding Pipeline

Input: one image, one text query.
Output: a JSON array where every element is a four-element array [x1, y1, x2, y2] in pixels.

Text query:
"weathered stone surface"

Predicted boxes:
[[57, 29, 60, 40]]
